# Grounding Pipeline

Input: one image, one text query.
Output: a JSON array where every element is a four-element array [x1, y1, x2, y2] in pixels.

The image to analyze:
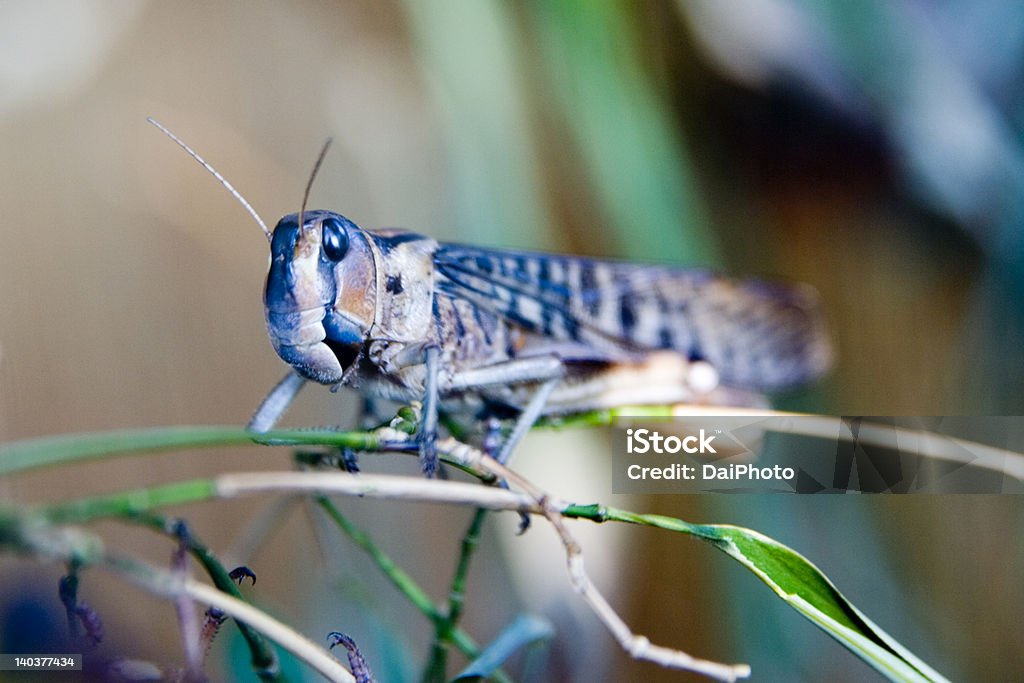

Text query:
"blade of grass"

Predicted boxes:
[[529, 0, 717, 264], [0, 426, 380, 477], [564, 504, 950, 683], [314, 497, 513, 683], [0, 515, 353, 682], [454, 614, 554, 681], [2, 423, 952, 681], [424, 508, 488, 681], [128, 512, 281, 681]]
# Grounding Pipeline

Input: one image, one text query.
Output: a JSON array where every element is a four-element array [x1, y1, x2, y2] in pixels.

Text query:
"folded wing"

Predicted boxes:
[[435, 245, 832, 392]]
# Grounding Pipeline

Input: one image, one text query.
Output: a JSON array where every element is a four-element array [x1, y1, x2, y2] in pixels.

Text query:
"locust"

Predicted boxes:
[[149, 119, 832, 475]]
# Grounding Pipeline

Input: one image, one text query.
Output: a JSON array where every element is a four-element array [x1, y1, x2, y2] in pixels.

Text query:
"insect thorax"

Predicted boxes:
[[364, 230, 438, 343]]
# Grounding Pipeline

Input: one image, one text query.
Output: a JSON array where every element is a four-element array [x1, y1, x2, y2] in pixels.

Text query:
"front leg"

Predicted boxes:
[[419, 345, 441, 476], [248, 370, 307, 433]]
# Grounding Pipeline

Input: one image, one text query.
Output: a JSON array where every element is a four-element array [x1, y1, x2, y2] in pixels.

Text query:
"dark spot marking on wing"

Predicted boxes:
[[475, 255, 494, 274], [563, 310, 582, 341], [659, 327, 674, 349], [386, 274, 404, 294], [619, 294, 637, 335], [541, 299, 554, 337], [514, 255, 531, 283], [472, 305, 492, 345], [655, 289, 670, 315], [432, 298, 444, 340], [538, 257, 551, 286], [579, 261, 600, 317], [653, 291, 674, 349], [506, 291, 521, 320], [452, 301, 466, 338]]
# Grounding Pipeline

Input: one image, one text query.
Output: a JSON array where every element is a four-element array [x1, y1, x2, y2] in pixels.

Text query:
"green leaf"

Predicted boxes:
[[0, 426, 380, 477], [453, 614, 554, 681], [700, 524, 948, 682], [566, 506, 949, 683]]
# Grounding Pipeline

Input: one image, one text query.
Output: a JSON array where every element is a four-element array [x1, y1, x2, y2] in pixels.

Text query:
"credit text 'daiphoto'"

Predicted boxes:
[[611, 416, 1024, 494]]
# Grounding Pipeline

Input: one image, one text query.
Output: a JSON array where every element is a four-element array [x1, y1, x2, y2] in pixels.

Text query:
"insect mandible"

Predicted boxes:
[[148, 119, 832, 475]]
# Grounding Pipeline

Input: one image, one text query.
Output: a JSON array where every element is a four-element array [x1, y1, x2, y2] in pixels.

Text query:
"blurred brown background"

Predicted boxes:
[[1, 1, 1022, 681]]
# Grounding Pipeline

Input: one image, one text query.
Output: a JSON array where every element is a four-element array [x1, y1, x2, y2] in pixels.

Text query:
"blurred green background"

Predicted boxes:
[[1, 1, 1022, 680]]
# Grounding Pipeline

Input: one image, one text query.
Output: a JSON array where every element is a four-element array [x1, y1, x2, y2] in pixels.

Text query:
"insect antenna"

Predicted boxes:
[[146, 117, 273, 242], [298, 137, 333, 233]]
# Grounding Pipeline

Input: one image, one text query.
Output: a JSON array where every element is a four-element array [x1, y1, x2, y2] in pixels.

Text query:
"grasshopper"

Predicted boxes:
[[149, 119, 832, 475]]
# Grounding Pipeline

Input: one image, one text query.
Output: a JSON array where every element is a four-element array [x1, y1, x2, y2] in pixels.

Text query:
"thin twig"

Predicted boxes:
[[170, 525, 204, 681], [120, 512, 281, 679], [541, 406, 1024, 482], [212, 464, 749, 679], [214, 471, 539, 512], [104, 553, 355, 682], [4, 415, 1021, 480], [478, 455, 751, 682]]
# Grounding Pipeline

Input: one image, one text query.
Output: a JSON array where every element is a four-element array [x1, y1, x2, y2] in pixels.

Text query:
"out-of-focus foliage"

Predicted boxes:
[[1, 1, 1021, 681]]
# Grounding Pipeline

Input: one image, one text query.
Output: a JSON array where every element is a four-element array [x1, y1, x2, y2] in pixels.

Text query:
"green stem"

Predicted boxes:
[[562, 503, 716, 540], [129, 513, 283, 681], [314, 497, 512, 683], [0, 426, 380, 477], [315, 496, 438, 618], [535, 404, 683, 431], [424, 508, 488, 682], [40, 480, 218, 525]]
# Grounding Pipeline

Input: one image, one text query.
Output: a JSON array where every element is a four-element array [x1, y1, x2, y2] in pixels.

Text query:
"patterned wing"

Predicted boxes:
[[434, 245, 832, 391]]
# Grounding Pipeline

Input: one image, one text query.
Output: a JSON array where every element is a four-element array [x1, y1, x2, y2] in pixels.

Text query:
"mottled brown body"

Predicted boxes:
[[145, 117, 825, 471], [260, 209, 830, 470], [281, 215, 831, 417]]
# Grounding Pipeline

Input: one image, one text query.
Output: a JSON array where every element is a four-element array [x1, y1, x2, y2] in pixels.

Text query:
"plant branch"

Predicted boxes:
[[425, 507, 488, 681], [103, 553, 355, 682], [128, 513, 281, 680], [477, 454, 751, 682]]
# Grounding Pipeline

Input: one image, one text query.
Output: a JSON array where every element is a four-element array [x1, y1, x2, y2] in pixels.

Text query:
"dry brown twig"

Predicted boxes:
[[214, 431, 751, 681], [473, 448, 751, 682]]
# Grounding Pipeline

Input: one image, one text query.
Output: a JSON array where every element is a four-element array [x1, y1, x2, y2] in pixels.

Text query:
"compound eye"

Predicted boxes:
[[321, 217, 349, 261]]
